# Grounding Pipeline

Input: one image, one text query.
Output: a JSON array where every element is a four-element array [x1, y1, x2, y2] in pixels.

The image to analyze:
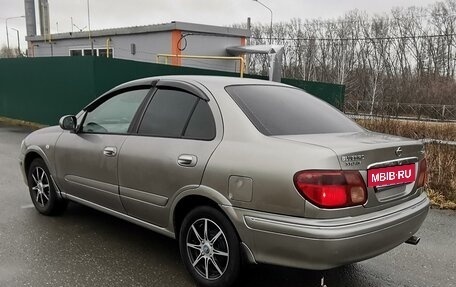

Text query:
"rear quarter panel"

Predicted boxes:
[[202, 136, 341, 217], [197, 82, 342, 217]]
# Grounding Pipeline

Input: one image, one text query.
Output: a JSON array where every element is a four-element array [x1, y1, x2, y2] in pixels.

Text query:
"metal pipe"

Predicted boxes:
[[405, 235, 420, 245], [156, 54, 246, 78], [38, 0, 50, 36], [106, 38, 111, 58]]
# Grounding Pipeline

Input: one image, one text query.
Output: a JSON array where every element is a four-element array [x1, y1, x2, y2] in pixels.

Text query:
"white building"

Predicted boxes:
[[26, 21, 250, 72]]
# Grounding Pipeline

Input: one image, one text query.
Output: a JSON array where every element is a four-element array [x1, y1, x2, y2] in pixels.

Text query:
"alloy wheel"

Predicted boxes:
[[186, 218, 230, 280], [30, 166, 51, 208]]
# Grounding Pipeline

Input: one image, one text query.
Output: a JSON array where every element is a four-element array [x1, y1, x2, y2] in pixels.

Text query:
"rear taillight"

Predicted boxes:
[[293, 170, 367, 209], [417, 158, 427, 188]]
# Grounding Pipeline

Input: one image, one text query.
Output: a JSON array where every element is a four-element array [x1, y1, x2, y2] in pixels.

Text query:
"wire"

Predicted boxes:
[[252, 33, 456, 42], [177, 33, 190, 51], [258, 11, 456, 28]]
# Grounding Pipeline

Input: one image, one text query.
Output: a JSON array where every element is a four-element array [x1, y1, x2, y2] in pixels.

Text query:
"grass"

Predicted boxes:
[[0, 116, 46, 130], [357, 118, 456, 141], [357, 117, 456, 209]]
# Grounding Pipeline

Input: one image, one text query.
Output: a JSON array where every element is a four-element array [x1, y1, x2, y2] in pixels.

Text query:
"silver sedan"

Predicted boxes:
[[19, 76, 429, 287]]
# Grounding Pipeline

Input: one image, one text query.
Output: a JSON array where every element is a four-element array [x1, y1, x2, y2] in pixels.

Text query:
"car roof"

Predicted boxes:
[[117, 75, 289, 90], [87, 75, 292, 112]]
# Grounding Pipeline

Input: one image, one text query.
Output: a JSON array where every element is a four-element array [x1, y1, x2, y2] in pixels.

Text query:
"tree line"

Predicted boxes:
[[241, 0, 456, 106]]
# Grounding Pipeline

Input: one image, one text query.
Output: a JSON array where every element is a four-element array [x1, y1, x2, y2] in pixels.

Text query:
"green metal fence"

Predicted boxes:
[[0, 57, 345, 125]]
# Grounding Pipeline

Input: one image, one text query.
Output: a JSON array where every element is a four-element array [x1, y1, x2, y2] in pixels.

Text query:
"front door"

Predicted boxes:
[[54, 87, 151, 212]]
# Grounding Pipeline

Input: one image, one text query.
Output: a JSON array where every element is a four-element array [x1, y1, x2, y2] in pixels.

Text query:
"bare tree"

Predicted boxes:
[[239, 0, 456, 106]]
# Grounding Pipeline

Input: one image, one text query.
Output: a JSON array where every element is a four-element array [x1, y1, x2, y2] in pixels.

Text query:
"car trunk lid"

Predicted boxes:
[[275, 131, 425, 212]]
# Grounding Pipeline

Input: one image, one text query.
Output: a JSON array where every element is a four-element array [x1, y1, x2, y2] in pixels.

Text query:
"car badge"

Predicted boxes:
[[395, 147, 403, 157]]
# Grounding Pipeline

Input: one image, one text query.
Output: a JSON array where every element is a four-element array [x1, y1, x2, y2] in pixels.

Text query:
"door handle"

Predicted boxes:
[[177, 154, 197, 167], [103, 146, 117, 157]]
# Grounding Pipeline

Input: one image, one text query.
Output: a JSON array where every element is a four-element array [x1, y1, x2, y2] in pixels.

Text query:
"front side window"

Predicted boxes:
[[138, 88, 216, 140], [82, 89, 149, 134], [226, 85, 363, 136]]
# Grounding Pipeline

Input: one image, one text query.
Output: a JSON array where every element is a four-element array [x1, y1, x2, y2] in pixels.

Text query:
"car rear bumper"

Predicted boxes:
[[224, 192, 429, 270]]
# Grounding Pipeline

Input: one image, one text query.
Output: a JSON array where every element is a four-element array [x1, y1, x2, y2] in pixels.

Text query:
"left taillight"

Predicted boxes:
[[417, 158, 427, 188], [293, 170, 367, 209]]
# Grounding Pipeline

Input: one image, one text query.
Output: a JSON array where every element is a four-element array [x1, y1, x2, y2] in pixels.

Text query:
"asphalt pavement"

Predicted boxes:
[[0, 122, 455, 287]]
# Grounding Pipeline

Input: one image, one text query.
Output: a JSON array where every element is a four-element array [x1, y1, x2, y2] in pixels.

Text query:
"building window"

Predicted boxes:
[[70, 50, 82, 56], [69, 48, 114, 57], [98, 48, 113, 58], [83, 49, 94, 56]]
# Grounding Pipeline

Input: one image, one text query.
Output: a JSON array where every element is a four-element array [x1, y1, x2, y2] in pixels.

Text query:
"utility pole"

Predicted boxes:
[[5, 16, 25, 57], [87, 0, 94, 55], [252, 0, 273, 44], [246, 17, 251, 74], [10, 27, 21, 56]]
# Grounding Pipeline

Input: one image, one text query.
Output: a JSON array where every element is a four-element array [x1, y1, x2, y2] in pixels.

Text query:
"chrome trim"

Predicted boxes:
[[395, 147, 403, 157], [63, 193, 175, 239], [103, 146, 117, 157], [367, 157, 418, 170], [177, 154, 198, 167]]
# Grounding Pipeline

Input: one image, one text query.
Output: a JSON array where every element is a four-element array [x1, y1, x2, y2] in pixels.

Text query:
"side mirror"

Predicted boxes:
[[59, 115, 77, 132]]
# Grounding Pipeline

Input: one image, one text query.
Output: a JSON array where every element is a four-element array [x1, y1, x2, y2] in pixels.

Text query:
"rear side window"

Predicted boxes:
[[138, 88, 216, 140], [225, 85, 362, 136], [184, 100, 216, 140]]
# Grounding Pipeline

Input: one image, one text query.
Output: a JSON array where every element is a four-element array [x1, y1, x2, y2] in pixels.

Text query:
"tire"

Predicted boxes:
[[27, 158, 67, 215], [179, 206, 241, 287]]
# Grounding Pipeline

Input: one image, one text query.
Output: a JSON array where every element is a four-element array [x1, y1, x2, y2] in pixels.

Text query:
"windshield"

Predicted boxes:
[[225, 85, 362, 136]]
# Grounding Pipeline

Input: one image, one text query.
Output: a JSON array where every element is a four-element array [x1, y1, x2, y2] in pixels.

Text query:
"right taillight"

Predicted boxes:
[[293, 170, 367, 209], [417, 158, 427, 188]]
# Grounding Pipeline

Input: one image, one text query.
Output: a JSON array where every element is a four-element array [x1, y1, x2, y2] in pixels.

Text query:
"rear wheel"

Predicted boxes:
[[27, 158, 67, 215], [179, 206, 241, 287]]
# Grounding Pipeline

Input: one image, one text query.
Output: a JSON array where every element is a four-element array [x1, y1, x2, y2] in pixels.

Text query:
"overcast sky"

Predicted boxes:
[[0, 0, 441, 52]]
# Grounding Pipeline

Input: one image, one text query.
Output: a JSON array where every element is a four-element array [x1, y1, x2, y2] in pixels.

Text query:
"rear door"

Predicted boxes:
[[54, 87, 151, 212], [118, 81, 222, 226]]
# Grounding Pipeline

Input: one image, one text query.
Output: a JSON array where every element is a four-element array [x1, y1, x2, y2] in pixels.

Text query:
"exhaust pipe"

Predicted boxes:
[[405, 235, 420, 245]]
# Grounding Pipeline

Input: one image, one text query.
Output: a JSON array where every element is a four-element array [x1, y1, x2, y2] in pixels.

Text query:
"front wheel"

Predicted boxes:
[[27, 158, 67, 215], [179, 206, 241, 287]]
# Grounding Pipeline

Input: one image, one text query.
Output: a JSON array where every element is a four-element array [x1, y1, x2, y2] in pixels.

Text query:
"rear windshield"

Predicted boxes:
[[225, 85, 362, 136]]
